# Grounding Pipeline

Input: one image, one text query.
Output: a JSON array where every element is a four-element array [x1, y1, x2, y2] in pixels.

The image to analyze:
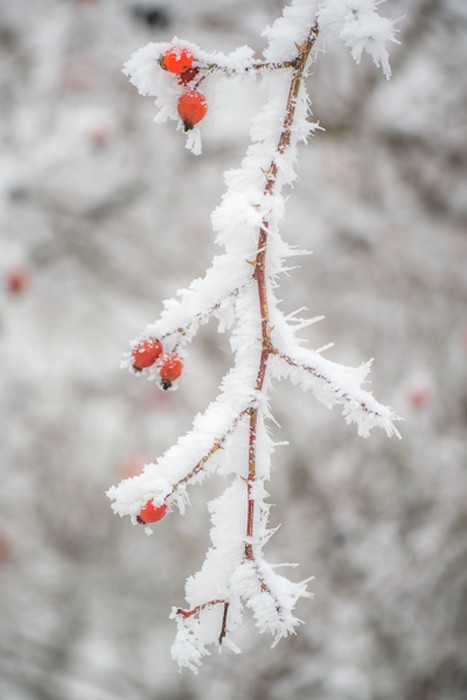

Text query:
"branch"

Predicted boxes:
[[192, 59, 299, 89], [176, 599, 226, 620], [121, 256, 254, 376], [107, 377, 254, 519], [271, 345, 402, 438], [170, 408, 251, 494], [198, 59, 298, 74]]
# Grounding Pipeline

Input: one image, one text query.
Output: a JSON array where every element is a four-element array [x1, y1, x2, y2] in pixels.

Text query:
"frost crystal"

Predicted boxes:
[[318, 0, 399, 79]]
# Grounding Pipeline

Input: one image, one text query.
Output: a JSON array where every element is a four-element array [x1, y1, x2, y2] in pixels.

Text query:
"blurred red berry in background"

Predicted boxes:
[[6, 267, 29, 295]]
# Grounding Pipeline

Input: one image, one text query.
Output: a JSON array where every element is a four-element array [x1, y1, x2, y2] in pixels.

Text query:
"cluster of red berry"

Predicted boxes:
[[131, 337, 183, 524], [131, 47, 206, 529], [132, 338, 183, 390], [160, 47, 207, 131]]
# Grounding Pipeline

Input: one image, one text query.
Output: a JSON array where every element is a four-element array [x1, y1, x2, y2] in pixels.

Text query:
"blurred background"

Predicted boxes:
[[1, 0, 466, 698]]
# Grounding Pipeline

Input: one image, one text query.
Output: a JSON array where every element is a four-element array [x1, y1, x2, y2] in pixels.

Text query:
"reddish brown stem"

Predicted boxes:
[[176, 599, 225, 619], [245, 23, 319, 562]]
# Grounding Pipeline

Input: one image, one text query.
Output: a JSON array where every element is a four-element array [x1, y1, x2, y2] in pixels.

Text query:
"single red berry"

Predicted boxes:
[[177, 90, 207, 131], [159, 353, 183, 390], [408, 386, 431, 409], [132, 338, 163, 370], [120, 454, 147, 479], [6, 267, 29, 294], [161, 47, 194, 74], [0, 535, 11, 566], [137, 501, 168, 524], [177, 67, 199, 86], [88, 123, 112, 147]]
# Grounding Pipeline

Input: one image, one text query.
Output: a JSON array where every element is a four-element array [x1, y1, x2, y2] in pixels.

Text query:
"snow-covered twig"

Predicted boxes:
[[271, 347, 401, 438]]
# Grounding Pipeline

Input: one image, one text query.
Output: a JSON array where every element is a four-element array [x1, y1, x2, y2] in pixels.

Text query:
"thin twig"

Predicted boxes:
[[218, 602, 230, 645], [196, 59, 298, 75], [176, 599, 225, 619], [161, 279, 253, 345], [276, 349, 382, 418]]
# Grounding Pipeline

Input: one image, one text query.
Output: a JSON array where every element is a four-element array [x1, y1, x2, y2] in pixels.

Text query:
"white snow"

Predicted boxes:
[[318, 0, 399, 79]]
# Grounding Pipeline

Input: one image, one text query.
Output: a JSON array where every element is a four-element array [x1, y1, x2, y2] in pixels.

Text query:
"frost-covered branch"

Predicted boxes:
[[107, 369, 254, 520], [170, 407, 251, 492], [121, 259, 254, 377], [108, 0, 400, 672], [317, 0, 399, 79], [272, 348, 401, 438]]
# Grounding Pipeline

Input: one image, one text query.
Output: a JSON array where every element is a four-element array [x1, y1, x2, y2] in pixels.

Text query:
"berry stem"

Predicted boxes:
[[196, 58, 299, 75], [162, 280, 252, 346], [176, 599, 226, 619]]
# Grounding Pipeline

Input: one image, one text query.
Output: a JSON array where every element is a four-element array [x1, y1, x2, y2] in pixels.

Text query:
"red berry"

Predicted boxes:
[[0, 535, 11, 566], [408, 386, 431, 409], [120, 454, 147, 479], [132, 338, 163, 370], [159, 353, 183, 390], [6, 267, 29, 294], [177, 67, 199, 86], [161, 47, 194, 74], [88, 123, 112, 147], [177, 90, 207, 131], [137, 501, 168, 524]]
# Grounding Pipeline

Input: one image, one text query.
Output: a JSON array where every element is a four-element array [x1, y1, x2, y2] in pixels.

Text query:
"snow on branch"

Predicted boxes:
[[271, 347, 401, 438], [230, 558, 312, 643], [120, 256, 253, 380], [108, 0, 400, 671], [107, 367, 255, 522], [318, 0, 399, 79]]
